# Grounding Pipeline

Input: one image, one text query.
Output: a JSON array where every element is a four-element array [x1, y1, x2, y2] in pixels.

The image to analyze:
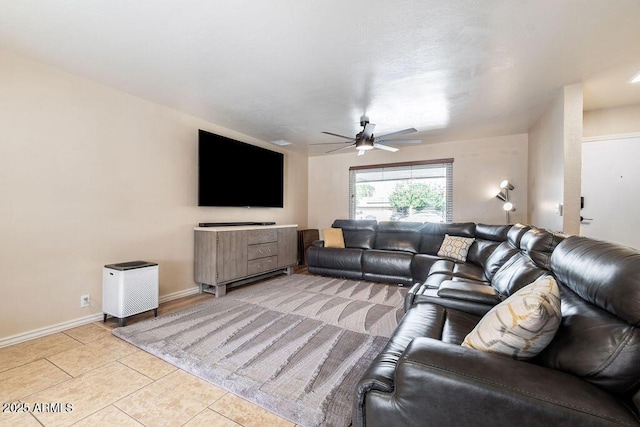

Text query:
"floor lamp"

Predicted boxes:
[[495, 180, 515, 224]]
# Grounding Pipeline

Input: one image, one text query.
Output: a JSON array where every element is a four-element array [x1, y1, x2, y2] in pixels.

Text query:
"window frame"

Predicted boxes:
[[348, 158, 454, 223]]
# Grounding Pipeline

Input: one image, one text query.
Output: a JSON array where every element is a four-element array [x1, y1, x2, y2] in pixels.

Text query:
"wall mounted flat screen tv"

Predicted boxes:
[[198, 129, 284, 207]]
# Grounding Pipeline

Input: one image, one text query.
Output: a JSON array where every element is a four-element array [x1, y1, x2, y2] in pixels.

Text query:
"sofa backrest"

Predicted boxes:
[[485, 226, 561, 297], [507, 223, 531, 247], [374, 221, 423, 253], [519, 227, 566, 270], [466, 224, 511, 269], [331, 219, 377, 249], [483, 241, 519, 281], [490, 253, 546, 297], [418, 222, 476, 255], [481, 223, 532, 281], [537, 236, 640, 397]]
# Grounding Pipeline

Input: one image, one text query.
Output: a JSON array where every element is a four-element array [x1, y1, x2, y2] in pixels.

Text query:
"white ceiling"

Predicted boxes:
[[2, 0, 640, 156]]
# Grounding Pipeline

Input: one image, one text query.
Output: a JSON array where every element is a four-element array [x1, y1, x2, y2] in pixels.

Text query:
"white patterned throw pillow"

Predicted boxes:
[[437, 234, 475, 262], [462, 275, 561, 359]]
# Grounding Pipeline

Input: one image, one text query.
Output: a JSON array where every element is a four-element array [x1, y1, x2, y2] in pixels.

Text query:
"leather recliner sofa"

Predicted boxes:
[[306, 220, 640, 425], [353, 235, 640, 426], [307, 219, 564, 315]]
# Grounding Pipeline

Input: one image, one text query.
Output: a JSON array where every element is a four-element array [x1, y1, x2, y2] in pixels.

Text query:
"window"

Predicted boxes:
[[349, 159, 453, 223]]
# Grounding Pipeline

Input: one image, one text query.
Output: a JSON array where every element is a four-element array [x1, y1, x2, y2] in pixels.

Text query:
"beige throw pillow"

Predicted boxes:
[[462, 275, 561, 359], [322, 228, 345, 248], [437, 234, 475, 262]]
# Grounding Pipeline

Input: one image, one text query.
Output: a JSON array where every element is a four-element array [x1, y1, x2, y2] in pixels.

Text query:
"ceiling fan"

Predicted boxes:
[[313, 115, 422, 155]]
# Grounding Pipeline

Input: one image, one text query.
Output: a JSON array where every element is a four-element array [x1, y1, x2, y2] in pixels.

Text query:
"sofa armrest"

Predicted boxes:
[[357, 337, 638, 427], [311, 239, 325, 247], [436, 279, 502, 305], [404, 282, 422, 312]]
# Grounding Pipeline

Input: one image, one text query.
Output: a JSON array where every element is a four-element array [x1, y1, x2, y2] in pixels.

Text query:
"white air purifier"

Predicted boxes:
[[102, 261, 159, 327]]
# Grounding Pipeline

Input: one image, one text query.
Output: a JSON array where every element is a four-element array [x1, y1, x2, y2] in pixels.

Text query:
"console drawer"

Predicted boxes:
[[247, 256, 278, 275], [247, 242, 278, 260], [248, 229, 278, 244]]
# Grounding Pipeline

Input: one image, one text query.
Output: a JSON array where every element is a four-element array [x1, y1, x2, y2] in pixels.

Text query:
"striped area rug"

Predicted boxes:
[[113, 274, 407, 427]]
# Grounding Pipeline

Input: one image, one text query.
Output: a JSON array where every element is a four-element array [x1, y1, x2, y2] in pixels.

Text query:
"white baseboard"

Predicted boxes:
[[159, 285, 200, 304], [0, 285, 201, 349]]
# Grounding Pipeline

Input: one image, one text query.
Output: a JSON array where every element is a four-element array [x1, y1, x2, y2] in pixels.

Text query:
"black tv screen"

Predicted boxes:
[[198, 129, 284, 207]]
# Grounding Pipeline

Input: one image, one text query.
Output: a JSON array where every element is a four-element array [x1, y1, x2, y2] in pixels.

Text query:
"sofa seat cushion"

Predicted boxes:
[[358, 338, 640, 427], [437, 280, 501, 305], [406, 280, 497, 317], [452, 263, 486, 282], [422, 272, 453, 289], [419, 273, 485, 290], [362, 249, 414, 286], [306, 247, 363, 277], [428, 260, 487, 283], [356, 303, 481, 393]]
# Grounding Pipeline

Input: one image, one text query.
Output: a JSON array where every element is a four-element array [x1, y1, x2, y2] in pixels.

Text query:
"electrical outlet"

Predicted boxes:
[[80, 294, 90, 308]]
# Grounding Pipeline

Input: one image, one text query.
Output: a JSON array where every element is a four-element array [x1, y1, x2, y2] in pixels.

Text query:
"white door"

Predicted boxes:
[[581, 136, 640, 250]]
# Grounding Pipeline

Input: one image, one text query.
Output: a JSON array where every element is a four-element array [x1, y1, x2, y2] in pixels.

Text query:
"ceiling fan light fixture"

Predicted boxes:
[[320, 117, 420, 154], [355, 139, 374, 150]]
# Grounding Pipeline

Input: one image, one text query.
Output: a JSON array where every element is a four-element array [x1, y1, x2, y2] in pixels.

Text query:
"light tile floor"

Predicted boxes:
[[0, 293, 297, 427]]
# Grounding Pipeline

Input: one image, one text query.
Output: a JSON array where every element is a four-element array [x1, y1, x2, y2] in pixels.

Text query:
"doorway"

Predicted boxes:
[[581, 135, 640, 249]]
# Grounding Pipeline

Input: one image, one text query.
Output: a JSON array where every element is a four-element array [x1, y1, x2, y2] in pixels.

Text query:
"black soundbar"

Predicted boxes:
[[198, 221, 276, 227]]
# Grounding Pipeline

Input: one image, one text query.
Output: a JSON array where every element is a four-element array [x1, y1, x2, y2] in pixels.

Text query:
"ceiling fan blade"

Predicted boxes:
[[310, 140, 354, 145], [373, 143, 399, 152], [377, 139, 422, 145], [326, 143, 355, 153], [375, 128, 417, 141], [362, 122, 376, 140], [322, 131, 354, 140]]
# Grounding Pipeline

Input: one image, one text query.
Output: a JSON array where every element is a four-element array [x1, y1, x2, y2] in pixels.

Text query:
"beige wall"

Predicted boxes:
[[583, 103, 640, 137], [561, 84, 583, 235], [0, 49, 308, 340], [528, 92, 564, 232], [528, 84, 583, 234], [308, 134, 529, 230]]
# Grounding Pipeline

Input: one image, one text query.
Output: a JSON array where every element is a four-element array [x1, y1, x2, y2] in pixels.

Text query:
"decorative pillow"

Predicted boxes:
[[462, 275, 561, 359], [437, 234, 475, 262], [322, 228, 345, 248]]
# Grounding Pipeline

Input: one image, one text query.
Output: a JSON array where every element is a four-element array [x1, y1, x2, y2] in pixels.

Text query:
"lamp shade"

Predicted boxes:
[[503, 202, 515, 211], [500, 180, 515, 191], [495, 190, 508, 202]]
